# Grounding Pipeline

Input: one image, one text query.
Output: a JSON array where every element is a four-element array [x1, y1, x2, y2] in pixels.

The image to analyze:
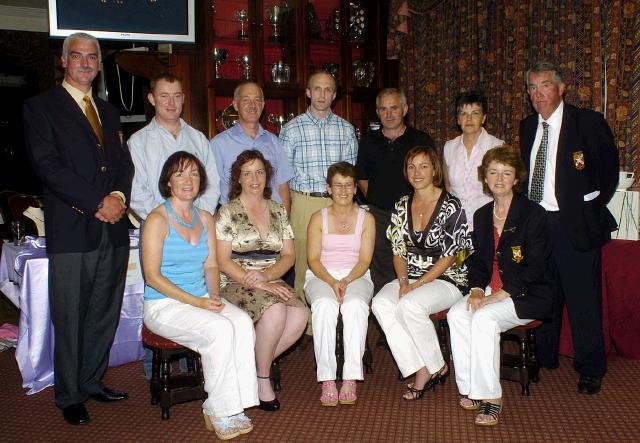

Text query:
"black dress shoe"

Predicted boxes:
[[578, 375, 602, 395], [259, 398, 280, 411], [90, 387, 129, 402], [63, 403, 90, 425]]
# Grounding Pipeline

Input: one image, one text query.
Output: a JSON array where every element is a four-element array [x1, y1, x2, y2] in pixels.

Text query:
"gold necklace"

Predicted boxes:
[[493, 201, 507, 220]]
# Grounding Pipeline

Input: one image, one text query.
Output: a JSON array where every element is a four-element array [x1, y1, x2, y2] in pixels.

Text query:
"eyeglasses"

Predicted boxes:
[[331, 182, 355, 191]]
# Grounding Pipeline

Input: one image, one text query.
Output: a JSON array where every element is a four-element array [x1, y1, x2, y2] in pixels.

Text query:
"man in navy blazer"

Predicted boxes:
[[23, 33, 134, 424], [519, 61, 618, 395]]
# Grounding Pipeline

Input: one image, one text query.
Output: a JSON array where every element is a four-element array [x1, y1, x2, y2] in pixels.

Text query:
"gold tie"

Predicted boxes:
[[83, 95, 104, 146]]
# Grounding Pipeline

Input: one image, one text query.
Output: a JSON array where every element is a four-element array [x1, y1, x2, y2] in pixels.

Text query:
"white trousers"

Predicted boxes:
[[143, 297, 259, 417], [372, 278, 462, 377], [448, 295, 531, 399], [304, 269, 374, 381]]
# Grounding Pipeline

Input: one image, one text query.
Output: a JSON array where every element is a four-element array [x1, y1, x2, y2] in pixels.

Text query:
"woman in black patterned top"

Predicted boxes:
[[372, 146, 472, 400]]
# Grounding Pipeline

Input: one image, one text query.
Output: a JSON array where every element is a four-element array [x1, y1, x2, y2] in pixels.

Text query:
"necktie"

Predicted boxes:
[[529, 121, 549, 203], [83, 95, 104, 146]]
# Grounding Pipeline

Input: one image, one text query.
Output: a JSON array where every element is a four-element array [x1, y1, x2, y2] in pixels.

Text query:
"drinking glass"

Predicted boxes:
[[11, 220, 25, 246]]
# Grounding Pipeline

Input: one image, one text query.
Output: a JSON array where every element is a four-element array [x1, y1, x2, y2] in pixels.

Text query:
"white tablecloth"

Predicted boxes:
[[0, 240, 145, 394]]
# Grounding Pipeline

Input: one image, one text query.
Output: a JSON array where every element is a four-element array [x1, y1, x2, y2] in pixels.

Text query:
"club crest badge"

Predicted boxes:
[[573, 151, 585, 170], [511, 246, 523, 263]]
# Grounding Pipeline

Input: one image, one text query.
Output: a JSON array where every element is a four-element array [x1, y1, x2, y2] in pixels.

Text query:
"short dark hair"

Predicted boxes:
[[455, 90, 487, 115], [229, 150, 274, 200], [158, 151, 208, 199], [326, 162, 357, 185], [403, 146, 444, 189], [150, 73, 183, 92], [478, 145, 528, 196]]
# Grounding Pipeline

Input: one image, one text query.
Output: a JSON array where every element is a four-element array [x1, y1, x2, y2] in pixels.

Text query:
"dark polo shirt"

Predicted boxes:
[[355, 127, 434, 210]]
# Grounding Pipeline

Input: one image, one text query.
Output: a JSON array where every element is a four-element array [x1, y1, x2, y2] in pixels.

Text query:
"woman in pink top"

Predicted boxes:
[[305, 162, 375, 407], [443, 90, 504, 231]]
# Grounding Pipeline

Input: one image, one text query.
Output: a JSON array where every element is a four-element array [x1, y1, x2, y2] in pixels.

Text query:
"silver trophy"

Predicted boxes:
[[268, 113, 295, 134], [270, 61, 291, 83], [212, 47, 227, 79], [325, 8, 340, 41], [236, 54, 251, 80], [266, 4, 283, 43], [234, 9, 249, 40]]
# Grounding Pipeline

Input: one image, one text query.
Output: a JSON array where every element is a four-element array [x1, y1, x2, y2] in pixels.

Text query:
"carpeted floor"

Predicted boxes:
[[1, 321, 639, 443]]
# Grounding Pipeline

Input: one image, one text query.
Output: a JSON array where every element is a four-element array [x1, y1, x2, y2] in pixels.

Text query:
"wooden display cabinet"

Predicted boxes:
[[204, 0, 387, 139]]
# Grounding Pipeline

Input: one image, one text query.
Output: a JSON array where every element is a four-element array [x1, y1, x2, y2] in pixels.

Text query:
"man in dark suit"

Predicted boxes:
[[519, 61, 618, 395], [23, 33, 134, 424]]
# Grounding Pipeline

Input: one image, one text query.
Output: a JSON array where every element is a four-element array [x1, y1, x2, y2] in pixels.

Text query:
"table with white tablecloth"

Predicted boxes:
[[0, 238, 145, 394]]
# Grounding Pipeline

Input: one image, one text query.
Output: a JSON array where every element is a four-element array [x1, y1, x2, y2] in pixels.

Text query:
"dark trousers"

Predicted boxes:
[[369, 205, 395, 294], [536, 212, 607, 377], [49, 224, 129, 408]]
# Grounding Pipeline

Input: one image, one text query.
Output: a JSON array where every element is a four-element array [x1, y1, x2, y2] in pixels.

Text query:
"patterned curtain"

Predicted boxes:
[[388, 0, 640, 180]]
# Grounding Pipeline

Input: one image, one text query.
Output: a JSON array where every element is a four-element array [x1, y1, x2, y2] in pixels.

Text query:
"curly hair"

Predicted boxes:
[[229, 149, 274, 200], [478, 145, 528, 196]]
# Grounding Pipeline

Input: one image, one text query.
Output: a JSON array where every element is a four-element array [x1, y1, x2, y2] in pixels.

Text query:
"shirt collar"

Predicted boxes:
[[230, 122, 266, 138], [150, 117, 186, 136], [62, 80, 93, 107], [305, 107, 333, 125], [538, 100, 564, 130]]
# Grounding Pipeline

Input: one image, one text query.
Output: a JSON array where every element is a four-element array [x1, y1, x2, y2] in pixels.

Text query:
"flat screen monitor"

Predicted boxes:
[[48, 0, 195, 43]]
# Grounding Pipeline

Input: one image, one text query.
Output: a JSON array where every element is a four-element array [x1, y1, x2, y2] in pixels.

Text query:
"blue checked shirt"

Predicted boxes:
[[279, 108, 358, 193]]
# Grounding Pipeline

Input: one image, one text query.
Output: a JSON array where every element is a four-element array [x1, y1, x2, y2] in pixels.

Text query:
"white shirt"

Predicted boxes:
[[528, 101, 564, 211], [443, 128, 504, 230], [128, 117, 221, 219]]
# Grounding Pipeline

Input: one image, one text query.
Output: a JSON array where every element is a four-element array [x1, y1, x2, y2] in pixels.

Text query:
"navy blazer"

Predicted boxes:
[[468, 194, 553, 320], [519, 103, 618, 251], [23, 85, 133, 254]]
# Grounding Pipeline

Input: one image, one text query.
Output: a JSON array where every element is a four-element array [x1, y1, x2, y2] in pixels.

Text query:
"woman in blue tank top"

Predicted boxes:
[[142, 152, 257, 440]]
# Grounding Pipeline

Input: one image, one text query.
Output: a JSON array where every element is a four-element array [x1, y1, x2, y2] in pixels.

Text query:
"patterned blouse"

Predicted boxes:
[[386, 192, 472, 289]]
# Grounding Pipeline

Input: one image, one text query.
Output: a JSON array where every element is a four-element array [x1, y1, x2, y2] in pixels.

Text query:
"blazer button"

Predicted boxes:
[[496, 252, 501, 257], [499, 269, 503, 274], [100, 166, 107, 172]]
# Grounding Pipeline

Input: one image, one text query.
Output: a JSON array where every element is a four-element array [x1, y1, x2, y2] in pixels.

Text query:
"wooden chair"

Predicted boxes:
[[500, 320, 543, 396], [141, 326, 206, 419]]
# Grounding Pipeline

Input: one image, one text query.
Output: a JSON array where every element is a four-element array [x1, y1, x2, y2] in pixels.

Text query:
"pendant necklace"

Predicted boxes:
[[493, 202, 506, 221], [166, 200, 198, 228], [338, 220, 351, 230]]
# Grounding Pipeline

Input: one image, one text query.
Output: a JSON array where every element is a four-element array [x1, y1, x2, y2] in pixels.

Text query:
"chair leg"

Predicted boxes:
[[518, 332, 530, 396], [438, 319, 450, 364], [271, 360, 282, 392], [150, 348, 160, 405], [336, 315, 344, 382], [363, 338, 373, 374], [160, 350, 172, 419], [528, 330, 540, 383]]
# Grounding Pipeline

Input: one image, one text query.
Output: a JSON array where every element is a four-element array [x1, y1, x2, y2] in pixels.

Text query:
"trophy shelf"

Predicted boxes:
[[262, 83, 303, 98]]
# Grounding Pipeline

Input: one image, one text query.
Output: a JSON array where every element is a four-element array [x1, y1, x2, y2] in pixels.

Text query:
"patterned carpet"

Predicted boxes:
[[1, 329, 639, 442]]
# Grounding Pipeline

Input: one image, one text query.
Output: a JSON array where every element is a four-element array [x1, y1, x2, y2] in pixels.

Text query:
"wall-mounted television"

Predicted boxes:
[[48, 0, 195, 43]]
